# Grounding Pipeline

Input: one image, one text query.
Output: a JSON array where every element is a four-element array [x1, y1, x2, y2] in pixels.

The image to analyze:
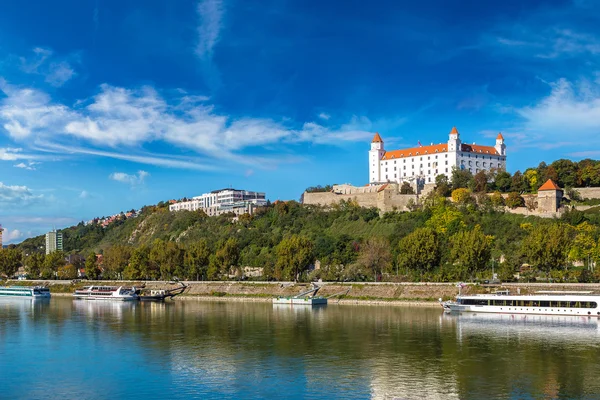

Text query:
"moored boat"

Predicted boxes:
[[0, 286, 51, 299], [273, 283, 328, 306], [73, 286, 138, 301], [441, 290, 600, 317]]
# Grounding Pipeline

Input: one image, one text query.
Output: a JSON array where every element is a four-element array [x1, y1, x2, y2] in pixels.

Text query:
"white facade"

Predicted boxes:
[[369, 127, 506, 185], [169, 189, 267, 217], [45, 230, 63, 255]]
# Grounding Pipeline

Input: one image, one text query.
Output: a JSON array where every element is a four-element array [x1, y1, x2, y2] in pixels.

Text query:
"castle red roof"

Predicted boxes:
[[371, 132, 383, 143]]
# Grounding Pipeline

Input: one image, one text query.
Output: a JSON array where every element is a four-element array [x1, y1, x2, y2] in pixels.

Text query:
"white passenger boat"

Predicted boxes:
[[0, 286, 51, 298], [73, 286, 138, 301], [441, 290, 600, 317]]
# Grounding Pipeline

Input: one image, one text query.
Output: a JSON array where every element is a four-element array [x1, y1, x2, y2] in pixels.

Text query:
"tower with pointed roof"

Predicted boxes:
[[447, 126, 461, 153], [495, 133, 506, 156], [537, 179, 563, 213], [369, 133, 385, 183]]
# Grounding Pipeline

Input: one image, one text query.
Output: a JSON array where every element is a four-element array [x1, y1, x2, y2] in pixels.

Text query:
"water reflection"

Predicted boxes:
[[2, 299, 600, 399], [446, 312, 600, 344]]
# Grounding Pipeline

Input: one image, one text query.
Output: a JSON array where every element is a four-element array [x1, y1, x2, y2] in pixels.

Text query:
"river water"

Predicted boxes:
[[2, 298, 600, 399]]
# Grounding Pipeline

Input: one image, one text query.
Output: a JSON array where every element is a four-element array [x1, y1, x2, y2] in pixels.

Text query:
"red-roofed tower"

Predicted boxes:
[[495, 132, 506, 156], [369, 133, 385, 183]]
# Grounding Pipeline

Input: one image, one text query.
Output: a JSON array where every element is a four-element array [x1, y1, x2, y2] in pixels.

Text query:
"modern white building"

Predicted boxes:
[[169, 188, 267, 217], [369, 127, 506, 185], [45, 229, 63, 255]]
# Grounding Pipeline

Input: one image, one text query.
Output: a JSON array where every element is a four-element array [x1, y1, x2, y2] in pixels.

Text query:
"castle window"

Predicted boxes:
[[445, 154, 448, 158], [445, 161, 448, 165], [490, 163, 494, 168], [394, 167, 397, 171], [385, 168, 388, 172], [428, 163, 430, 167], [403, 159, 406, 163], [403, 173, 406, 177], [445, 168, 448, 172], [394, 174, 397, 178], [428, 156, 430, 160]]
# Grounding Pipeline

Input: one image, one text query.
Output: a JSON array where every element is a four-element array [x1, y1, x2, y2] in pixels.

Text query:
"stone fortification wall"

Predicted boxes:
[[577, 187, 600, 200], [303, 183, 417, 212], [303, 191, 379, 208]]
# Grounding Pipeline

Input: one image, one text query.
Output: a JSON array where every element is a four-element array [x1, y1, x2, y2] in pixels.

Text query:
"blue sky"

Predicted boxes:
[[1, 0, 600, 244]]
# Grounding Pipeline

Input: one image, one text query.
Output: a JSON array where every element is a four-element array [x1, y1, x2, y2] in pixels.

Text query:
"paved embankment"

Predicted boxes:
[[7, 280, 600, 305]]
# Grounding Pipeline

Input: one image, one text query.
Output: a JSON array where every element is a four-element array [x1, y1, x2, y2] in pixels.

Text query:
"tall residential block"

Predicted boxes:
[[45, 230, 63, 255]]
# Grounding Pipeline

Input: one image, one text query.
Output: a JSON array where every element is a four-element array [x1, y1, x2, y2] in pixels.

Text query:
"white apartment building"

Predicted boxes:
[[369, 127, 506, 185], [169, 188, 267, 217], [45, 229, 63, 255]]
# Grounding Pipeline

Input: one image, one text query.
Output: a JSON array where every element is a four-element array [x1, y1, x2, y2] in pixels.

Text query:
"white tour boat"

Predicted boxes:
[[441, 289, 600, 317], [0, 286, 51, 299], [73, 286, 138, 301]]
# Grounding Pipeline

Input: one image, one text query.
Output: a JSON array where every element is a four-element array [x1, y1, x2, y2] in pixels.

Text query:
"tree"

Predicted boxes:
[[490, 191, 505, 209], [451, 188, 473, 206], [103, 245, 132, 279], [123, 246, 149, 280], [25, 253, 44, 278], [450, 225, 493, 281], [85, 251, 100, 280], [510, 171, 528, 193], [275, 235, 315, 281], [397, 227, 440, 277], [57, 264, 77, 280], [42, 251, 66, 279], [357, 237, 392, 282], [425, 204, 465, 235], [400, 182, 415, 194], [505, 192, 525, 209], [184, 239, 210, 280], [493, 171, 512, 192], [524, 169, 539, 191], [451, 167, 473, 190], [435, 174, 451, 197], [211, 238, 240, 279], [473, 170, 489, 193], [0, 248, 23, 278], [521, 224, 573, 276]]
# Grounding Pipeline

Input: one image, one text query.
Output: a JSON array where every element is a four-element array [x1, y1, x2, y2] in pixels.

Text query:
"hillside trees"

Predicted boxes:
[[521, 224, 573, 275], [449, 225, 493, 281], [0, 248, 22, 278], [275, 235, 314, 281], [397, 228, 440, 277], [25, 253, 45, 278], [85, 251, 100, 280], [103, 245, 132, 279], [184, 239, 210, 280], [357, 237, 392, 281]]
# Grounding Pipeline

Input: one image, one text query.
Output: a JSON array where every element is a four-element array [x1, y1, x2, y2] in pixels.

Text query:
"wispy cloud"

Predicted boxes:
[[0, 81, 378, 170], [109, 170, 149, 185], [13, 161, 39, 170], [195, 0, 224, 59], [18, 47, 76, 87], [318, 112, 331, 121]]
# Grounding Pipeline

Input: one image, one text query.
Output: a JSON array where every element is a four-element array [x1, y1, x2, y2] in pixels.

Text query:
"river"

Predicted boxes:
[[1, 298, 600, 399]]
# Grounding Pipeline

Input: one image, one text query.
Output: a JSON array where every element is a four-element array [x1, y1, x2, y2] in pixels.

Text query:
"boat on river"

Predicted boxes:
[[441, 289, 600, 317], [73, 286, 138, 301], [273, 284, 328, 306], [0, 286, 51, 299], [136, 282, 188, 301]]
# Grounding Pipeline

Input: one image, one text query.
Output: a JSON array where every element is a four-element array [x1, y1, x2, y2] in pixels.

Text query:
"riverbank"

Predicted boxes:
[[8, 280, 600, 305]]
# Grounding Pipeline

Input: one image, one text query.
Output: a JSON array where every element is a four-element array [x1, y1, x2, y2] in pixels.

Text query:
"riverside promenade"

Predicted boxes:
[[9, 280, 600, 305]]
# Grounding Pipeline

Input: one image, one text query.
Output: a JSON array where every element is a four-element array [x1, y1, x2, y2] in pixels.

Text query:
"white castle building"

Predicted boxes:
[[169, 188, 267, 217], [369, 127, 506, 185]]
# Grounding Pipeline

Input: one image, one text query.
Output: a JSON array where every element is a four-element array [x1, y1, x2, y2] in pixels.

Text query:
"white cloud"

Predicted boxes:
[[0, 81, 376, 170], [517, 77, 600, 138], [79, 190, 89, 199], [109, 170, 149, 185], [195, 0, 224, 59], [318, 112, 331, 120], [0, 182, 43, 205], [3, 229, 24, 243]]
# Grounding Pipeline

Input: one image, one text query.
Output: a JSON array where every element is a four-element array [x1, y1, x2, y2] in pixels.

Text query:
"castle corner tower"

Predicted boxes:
[[369, 133, 385, 183]]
